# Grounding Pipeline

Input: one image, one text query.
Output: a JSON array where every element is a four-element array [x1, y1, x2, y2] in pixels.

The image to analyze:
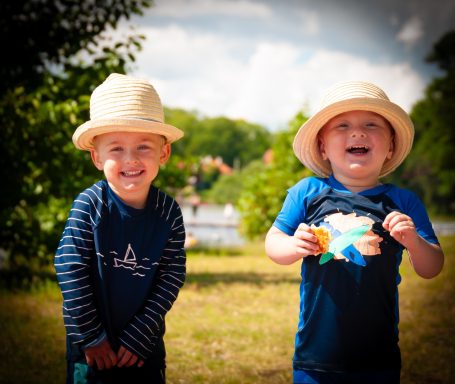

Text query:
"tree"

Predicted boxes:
[[0, 1, 152, 281], [388, 30, 455, 214], [163, 108, 273, 200], [0, 0, 151, 93], [237, 112, 311, 239], [170, 112, 272, 168]]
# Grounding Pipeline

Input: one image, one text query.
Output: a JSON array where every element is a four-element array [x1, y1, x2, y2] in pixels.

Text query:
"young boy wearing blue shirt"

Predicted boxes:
[[265, 81, 444, 384], [55, 73, 186, 384]]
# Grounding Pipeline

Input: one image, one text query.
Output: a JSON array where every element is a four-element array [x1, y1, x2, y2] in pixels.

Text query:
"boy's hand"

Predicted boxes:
[[84, 339, 117, 370], [383, 211, 419, 248], [293, 223, 320, 257], [117, 345, 144, 368]]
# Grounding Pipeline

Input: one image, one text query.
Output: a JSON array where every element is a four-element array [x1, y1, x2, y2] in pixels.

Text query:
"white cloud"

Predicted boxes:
[[152, 0, 272, 18], [396, 16, 424, 48], [130, 25, 425, 131]]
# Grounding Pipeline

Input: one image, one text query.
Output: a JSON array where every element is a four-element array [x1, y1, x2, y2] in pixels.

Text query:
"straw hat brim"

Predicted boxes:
[[292, 97, 414, 178], [73, 118, 184, 150]]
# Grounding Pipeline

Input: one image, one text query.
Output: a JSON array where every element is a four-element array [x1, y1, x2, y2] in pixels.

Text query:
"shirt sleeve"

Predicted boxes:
[[395, 188, 439, 245], [273, 191, 300, 235], [54, 193, 104, 347], [118, 202, 186, 359]]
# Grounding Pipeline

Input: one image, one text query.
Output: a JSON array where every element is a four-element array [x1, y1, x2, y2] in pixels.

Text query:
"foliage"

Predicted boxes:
[[164, 107, 272, 196], [237, 112, 311, 239], [387, 30, 455, 214], [168, 109, 272, 168], [153, 154, 198, 197], [202, 163, 259, 205], [0, 1, 152, 278], [0, 0, 152, 93]]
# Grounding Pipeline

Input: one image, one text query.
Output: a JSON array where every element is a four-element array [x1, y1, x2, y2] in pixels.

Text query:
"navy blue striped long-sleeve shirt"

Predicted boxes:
[[54, 180, 186, 361]]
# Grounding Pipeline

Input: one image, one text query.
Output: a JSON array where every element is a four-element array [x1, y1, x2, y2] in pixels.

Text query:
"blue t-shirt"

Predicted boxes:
[[273, 175, 438, 373], [54, 180, 186, 362]]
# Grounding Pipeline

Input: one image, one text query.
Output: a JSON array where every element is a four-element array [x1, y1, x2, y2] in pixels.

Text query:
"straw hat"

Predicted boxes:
[[293, 81, 414, 178], [73, 73, 184, 150]]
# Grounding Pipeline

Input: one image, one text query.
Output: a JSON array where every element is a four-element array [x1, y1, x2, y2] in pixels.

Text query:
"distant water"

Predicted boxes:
[[179, 204, 455, 248], [181, 203, 245, 247], [432, 221, 455, 236]]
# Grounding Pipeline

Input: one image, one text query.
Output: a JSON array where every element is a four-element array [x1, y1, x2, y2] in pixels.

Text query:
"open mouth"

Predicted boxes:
[[347, 145, 369, 154], [121, 170, 143, 177]]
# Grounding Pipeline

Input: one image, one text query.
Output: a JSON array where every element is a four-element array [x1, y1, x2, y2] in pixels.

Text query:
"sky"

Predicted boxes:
[[118, 0, 455, 131]]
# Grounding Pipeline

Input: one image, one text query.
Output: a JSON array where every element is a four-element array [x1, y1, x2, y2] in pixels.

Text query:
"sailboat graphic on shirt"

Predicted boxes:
[[114, 243, 137, 270]]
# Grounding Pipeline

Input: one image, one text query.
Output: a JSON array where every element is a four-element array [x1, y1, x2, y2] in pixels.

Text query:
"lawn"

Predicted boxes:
[[0, 238, 453, 384]]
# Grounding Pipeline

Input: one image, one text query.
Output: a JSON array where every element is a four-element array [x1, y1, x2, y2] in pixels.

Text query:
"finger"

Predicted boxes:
[[108, 350, 118, 366], [137, 359, 145, 368], [294, 242, 319, 257], [390, 213, 411, 229], [117, 346, 126, 360], [297, 222, 311, 231], [103, 349, 118, 370], [103, 355, 113, 370], [125, 354, 138, 367], [95, 356, 105, 370], [295, 225, 317, 242], [117, 349, 132, 367], [395, 221, 415, 238], [383, 211, 401, 228], [85, 355, 94, 367]]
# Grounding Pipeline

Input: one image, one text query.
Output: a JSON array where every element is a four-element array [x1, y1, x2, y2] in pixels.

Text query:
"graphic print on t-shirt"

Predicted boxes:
[[316, 212, 383, 266], [112, 243, 153, 277]]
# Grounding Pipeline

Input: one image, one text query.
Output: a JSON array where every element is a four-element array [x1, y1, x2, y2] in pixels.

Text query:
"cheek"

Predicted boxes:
[[318, 134, 338, 161], [102, 159, 119, 172]]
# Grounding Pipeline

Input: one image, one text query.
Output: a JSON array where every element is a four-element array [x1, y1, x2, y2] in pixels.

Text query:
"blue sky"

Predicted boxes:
[[118, 0, 455, 131]]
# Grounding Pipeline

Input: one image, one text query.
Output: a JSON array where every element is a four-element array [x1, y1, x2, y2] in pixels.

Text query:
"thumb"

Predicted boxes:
[[85, 354, 94, 367]]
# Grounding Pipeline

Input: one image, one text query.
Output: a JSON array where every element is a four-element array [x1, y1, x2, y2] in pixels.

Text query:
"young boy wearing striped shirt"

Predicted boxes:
[[54, 73, 186, 384]]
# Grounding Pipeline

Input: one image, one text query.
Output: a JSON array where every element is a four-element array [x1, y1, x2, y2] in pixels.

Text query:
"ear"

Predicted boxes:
[[90, 149, 104, 171], [386, 136, 395, 160], [318, 136, 328, 161], [160, 143, 171, 165]]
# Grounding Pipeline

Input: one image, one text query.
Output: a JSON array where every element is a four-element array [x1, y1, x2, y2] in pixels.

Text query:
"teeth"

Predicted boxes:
[[123, 170, 141, 176], [348, 145, 369, 153]]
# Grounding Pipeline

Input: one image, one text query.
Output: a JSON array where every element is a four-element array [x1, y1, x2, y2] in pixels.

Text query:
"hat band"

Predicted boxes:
[[100, 116, 164, 124]]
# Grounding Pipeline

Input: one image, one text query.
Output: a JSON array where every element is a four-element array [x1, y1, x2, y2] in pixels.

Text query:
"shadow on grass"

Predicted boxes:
[[185, 271, 301, 287]]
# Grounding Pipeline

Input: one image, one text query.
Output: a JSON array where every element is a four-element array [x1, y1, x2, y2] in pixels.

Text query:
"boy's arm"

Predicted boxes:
[[265, 224, 319, 265], [54, 196, 105, 347], [383, 211, 444, 279], [118, 204, 186, 360]]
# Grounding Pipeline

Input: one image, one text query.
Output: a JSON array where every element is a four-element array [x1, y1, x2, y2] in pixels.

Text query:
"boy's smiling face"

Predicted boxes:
[[91, 131, 170, 208], [318, 110, 394, 191]]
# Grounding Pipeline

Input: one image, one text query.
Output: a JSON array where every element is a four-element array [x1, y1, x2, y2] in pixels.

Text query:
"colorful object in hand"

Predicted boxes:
[[319, 224, 370, 265], [311, 224, 332, 255]]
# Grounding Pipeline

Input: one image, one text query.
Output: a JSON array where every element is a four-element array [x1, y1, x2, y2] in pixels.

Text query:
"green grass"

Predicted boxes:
[[0, 238, 453, 384]]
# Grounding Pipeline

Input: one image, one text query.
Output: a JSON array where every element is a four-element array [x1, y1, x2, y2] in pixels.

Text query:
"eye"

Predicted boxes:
[[137, 144, 151, 151], [365, 121, 382, 129], [110, 146, 123, 152], [335, 122, 349, 129]]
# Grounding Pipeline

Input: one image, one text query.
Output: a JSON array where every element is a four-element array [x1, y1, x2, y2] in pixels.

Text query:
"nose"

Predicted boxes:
[[350, 126, 366, 137], [125, 149, 140, 163]]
